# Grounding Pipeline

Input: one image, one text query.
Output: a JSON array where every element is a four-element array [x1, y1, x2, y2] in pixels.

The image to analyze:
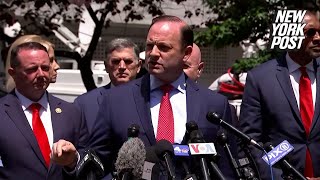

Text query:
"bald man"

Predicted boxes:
[[184, 43, 204, 81]]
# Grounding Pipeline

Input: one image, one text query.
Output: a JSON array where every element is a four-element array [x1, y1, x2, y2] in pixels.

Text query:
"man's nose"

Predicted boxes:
[[150, 45, 160, 57], [119, 60, 126, 69]]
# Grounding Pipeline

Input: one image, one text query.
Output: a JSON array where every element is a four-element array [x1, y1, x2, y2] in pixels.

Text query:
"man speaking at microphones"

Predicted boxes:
[[84, 15, 237, 179], [240, 10, 320, 179]]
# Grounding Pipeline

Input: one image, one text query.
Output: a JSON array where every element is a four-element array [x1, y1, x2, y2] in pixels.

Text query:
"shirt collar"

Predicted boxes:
[[150, 73, 186, 94], [15, 89, 48, 111], [286, 52, 314, 73]]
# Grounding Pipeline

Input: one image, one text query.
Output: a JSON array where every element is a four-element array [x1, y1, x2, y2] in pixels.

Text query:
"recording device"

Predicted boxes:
[[76, 149, 105, 180], [142, 146, 160, 180], [115, 137, 146, 180], [186, 121, 226, 180], [206, 112, 263, 151], [128, 124, 140, 138], [154, 139, 176, 180], [264, 142, 307, 180]]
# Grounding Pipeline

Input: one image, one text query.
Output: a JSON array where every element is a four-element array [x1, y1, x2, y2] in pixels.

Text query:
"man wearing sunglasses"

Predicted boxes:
[[240, 10, 320, 179]]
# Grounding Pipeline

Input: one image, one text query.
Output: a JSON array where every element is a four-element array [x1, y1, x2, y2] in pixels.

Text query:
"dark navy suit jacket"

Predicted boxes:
[[240, 54, 320, 179], [0, 91, 88, 180], [74, 83, 111, 135], [87, 74, 237, 179]]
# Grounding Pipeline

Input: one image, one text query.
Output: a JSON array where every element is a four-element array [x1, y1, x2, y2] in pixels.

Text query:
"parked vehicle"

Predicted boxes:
[[47, 58, 110, 102]]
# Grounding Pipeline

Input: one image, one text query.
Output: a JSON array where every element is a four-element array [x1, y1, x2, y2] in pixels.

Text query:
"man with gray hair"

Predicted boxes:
[[74, 38, 142, 134]]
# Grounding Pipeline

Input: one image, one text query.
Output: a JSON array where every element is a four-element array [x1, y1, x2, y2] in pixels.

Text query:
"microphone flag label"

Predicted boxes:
[[173, 145, 190, 156], [188, 143, 217, 155], [262, 140, 294, 166], [270, 10, 306, 50], [142, 161, 155, 180]]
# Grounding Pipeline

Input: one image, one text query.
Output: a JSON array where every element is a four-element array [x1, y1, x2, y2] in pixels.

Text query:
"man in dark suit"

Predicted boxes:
[[240, 11, 320, 179], [0, 41, 88, 179], [74, 38, 142, 134], [85, 15, 236, 179]]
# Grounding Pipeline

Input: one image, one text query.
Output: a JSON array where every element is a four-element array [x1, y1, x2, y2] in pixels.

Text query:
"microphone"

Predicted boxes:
[[206, 112, 263, 151], [263, 142, 307, 180], [173, 144, 198, 180], [217, 131, 242, 179], [76, 149, 105, 180], [128, 124, 140, 138], [142, 146, 160, 180], [186, 121, 226, 180], [115, 137, 146, 180], [154, 139, 176, 180]]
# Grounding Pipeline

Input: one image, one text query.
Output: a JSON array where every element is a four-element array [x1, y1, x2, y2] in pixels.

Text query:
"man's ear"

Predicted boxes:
[[198, 61, 204, 78], [137, 60, 142, 73], [182, 45, 193, 63], [8, 68, 15, 77]]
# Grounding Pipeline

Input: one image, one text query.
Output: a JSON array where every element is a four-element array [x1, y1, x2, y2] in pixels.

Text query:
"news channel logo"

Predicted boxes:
[[262, 140, 294, 166], [270, 10, 306, 50]]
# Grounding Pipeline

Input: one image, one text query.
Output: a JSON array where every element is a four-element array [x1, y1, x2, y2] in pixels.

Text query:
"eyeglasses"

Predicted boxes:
[[305, 28, 320, 37]]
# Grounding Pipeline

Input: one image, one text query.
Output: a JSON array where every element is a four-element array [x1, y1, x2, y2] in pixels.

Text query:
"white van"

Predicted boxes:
[[47, 58, 110, 102]]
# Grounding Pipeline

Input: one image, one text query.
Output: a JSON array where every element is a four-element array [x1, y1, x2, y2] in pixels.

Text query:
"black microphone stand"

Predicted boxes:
[[217, 132, 242, 179]]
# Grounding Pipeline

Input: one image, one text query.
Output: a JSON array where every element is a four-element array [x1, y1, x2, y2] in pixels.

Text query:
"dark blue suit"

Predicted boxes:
[[87, 74, 237, 179], [0, 92, 88, 180], [240, 55, 320, 179], [74, 83, 111, 135]]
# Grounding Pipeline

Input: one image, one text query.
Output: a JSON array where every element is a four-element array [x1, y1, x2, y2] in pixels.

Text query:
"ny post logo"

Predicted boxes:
[[270, 10, 306, 50], [262, 140, 294, 166]]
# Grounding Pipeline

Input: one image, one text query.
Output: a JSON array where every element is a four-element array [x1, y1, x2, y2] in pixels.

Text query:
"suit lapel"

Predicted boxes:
[[98, 83, 111, 105], [47, 94, 63, 172], [48, 94, 63, 145], [133, 75, 156, 145], [4, 93, 48, 168], [276, 56, 303, 127], [310, 60, 320, 136], [186, 77, 200, 124]]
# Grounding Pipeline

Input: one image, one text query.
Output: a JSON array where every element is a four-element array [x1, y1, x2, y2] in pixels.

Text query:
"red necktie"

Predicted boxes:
[[299, 67, 314, 177], [156, 84, 174, 143], [30, 103, 51, 168]]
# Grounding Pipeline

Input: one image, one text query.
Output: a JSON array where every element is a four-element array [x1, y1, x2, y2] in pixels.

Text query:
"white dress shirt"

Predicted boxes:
[[150, 73, 187, 144], [15, 89, 54, 149], [286, 53, 317, 109]]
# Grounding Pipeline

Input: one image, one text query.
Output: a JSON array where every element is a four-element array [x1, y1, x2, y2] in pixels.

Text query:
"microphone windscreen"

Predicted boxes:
[[263, 142, 274, 151], [128, 124, 140, 138], [145, 146, 160, 163], [115, 137, 146, 178], [206, 112, 221, 124], [186, 121, 198, 133], [154, 139, 174, 159]]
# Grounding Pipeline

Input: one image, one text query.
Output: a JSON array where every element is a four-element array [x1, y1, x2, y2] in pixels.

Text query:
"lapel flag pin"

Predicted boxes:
[[55, 108, 62, 113]]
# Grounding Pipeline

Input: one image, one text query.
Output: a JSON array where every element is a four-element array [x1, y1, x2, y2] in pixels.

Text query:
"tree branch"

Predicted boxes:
[[86, 5, 99, 25]]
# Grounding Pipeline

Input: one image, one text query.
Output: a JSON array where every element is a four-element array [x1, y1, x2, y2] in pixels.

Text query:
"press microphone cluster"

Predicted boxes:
[[206, 112, 261, 180], [186, 121, 226, 180], [206, 112, 263, 151]]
